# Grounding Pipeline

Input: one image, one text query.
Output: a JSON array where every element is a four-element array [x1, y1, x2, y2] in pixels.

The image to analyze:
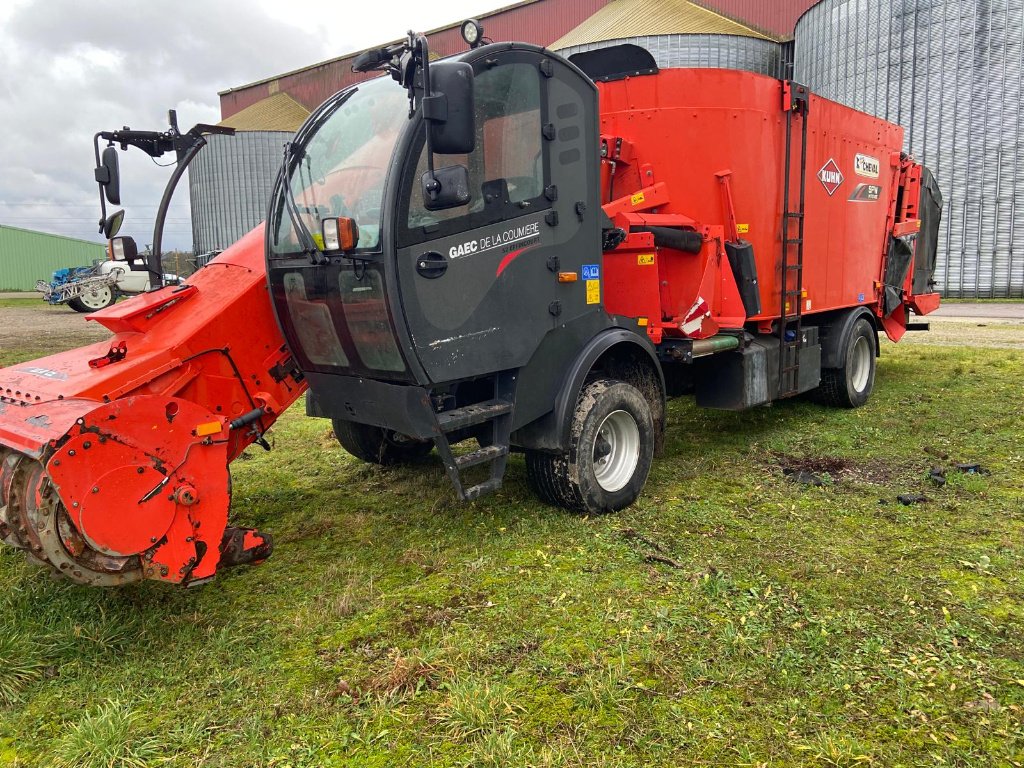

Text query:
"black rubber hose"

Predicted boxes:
[[633, 226, 703, 254]]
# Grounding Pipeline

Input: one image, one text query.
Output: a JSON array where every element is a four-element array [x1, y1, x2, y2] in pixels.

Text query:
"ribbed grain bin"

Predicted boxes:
[[188, 131, 291, 255], [795, 0, 1024, 298], [551, 0, 784, 77]]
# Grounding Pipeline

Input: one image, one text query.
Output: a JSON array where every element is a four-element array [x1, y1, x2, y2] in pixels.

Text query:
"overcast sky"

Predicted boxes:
[[0, 0, 513, 250]]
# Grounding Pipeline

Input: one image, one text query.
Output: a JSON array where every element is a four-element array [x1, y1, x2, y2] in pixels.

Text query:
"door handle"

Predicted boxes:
[[415, 251, 448, 279]]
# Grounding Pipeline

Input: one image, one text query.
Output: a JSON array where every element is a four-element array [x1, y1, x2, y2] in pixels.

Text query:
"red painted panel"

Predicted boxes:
[[597, 68, 906, 332], [220, 0, 609, 120]]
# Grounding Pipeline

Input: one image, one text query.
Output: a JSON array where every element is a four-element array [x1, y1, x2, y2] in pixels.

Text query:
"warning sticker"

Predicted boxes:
[[637, 253, 655, 266], [736, 223, 750, 234], [582, 264, 600, 280], [586, 280, 600, 304], [630, 192, 645, 207]]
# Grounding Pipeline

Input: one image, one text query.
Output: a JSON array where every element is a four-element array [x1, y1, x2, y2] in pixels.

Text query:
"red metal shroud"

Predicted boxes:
[[595, 68, 939, 344], [0, 226, 306, 585]]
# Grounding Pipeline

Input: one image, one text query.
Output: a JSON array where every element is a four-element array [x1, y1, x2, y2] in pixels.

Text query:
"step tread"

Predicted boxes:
[[455, 444, 509, 469], [463, 478, 503, 501], [436, 399, 513, 432]]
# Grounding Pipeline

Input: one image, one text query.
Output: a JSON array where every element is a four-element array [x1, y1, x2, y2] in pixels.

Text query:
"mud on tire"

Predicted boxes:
[[525, 379, 654, 514]]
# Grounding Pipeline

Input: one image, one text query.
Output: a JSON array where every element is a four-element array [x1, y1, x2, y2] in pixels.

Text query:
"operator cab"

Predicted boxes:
[[266, 30, 602, 398]]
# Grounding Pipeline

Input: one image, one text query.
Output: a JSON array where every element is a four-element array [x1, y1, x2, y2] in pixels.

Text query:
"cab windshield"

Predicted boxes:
[[272, 75, 408, 254]]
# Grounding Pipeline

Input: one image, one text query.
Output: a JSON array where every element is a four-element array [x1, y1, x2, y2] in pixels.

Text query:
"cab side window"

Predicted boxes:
[[404, 60, 545, 236]]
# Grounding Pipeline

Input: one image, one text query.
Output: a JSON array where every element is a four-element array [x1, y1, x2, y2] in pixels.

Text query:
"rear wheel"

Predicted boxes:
[[815, 317, 877, 408], [332, 418, 433, 465], [526, 379, 654, 514], [68, 285, 115, 313]]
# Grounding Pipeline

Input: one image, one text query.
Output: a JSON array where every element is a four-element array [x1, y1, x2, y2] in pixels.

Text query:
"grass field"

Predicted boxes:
[[0, 327, 1022, 766]]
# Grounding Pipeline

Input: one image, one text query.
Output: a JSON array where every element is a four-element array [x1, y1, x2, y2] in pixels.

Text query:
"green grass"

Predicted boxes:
[[0, 298, 38, 309], [0, 341, 1022, 766]]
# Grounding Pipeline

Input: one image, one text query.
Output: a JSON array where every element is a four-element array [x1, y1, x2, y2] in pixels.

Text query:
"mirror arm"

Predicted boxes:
[[150, 136, 207, 290], [415, 34, 443, 201]]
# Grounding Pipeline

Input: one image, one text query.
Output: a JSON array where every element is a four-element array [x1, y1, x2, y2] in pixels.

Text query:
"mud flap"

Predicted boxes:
[[883, 235, 915, 316], [724, 240, 761, 317]]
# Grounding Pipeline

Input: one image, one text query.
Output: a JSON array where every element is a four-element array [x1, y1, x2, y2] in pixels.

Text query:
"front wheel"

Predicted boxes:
[[526, 379, 654, 514], [814, 317, 877, 408], [332, 418, 433, 466], [68, 285, 115, 313]]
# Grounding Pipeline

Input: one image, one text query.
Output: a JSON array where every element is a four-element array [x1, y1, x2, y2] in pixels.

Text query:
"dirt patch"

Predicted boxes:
[[770, 452, 921, 485], [0, 303, 111, 356]]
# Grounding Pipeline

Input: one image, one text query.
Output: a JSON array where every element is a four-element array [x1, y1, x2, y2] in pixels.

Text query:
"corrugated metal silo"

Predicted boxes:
[[189, 93, 309, 254], [189, 132, 290, 255], [551, 0, 784, 78], [795, 0, 1024, 298]]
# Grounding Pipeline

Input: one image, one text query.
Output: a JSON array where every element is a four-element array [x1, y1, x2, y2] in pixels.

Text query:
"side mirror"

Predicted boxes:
[[95, 146, 121, 205], [108, 236, 138, 263], [102, 209, 125, 240], [426, 61, 475, 155], [422, 165, 471, 211]]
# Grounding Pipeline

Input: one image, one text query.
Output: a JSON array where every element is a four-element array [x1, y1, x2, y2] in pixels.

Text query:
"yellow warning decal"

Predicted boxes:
[[637, 317, 649, 327], [736, 223, 750, 234], [586, 279, 600, 305], [637, 253, 655, 266], [630, 192, 645, 206], [312, 233, 325, 250]]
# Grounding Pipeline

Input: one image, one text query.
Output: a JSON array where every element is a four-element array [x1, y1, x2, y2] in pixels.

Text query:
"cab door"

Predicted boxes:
[[393, 48, 592, 385]]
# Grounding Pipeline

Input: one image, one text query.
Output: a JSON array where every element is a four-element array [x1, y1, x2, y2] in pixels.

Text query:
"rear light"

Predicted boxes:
[[321, 217, 359, 252]]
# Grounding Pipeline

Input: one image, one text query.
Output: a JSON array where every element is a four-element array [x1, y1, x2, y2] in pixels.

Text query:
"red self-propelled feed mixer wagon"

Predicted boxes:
[[0, 30, 941, 586]]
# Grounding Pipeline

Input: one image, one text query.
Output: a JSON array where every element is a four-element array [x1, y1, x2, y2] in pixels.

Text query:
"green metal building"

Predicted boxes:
[[0, 225, 106, 292]]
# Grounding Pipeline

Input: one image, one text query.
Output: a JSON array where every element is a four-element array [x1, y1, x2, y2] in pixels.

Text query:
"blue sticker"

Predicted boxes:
[[582, 264, 600, 280], [858, 292, 865, 302]]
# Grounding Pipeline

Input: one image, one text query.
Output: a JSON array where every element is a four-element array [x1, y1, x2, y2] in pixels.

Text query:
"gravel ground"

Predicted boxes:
[[895, 319, 1024, 349], [0, 301, 112, 354]]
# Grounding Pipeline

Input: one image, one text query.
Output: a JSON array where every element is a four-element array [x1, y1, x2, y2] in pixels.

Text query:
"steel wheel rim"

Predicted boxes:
[[851, 335, 872, 392], [79, 286, 113, 310], [593, 410, 640, 493]]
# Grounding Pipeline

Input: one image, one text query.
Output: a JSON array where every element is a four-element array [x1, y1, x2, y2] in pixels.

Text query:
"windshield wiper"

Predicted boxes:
[[281, 143, 326, 264], [278, 88, 358, 265]]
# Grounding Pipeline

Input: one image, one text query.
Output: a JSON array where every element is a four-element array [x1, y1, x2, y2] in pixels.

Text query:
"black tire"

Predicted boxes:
[[814, 317, 877, 408], [331, 418, 433, 466], [67, 286, 116, 313], [525, 379, 654, 514]]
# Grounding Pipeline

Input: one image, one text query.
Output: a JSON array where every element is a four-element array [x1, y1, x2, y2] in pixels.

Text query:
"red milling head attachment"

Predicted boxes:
[[0, 225, 303, 586]]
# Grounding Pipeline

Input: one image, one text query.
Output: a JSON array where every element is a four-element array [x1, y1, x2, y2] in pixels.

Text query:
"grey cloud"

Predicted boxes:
[[0, 0, 333, 250]]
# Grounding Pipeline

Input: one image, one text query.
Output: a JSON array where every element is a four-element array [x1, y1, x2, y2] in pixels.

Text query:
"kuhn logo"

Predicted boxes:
[[817, 159, 844, 196]]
